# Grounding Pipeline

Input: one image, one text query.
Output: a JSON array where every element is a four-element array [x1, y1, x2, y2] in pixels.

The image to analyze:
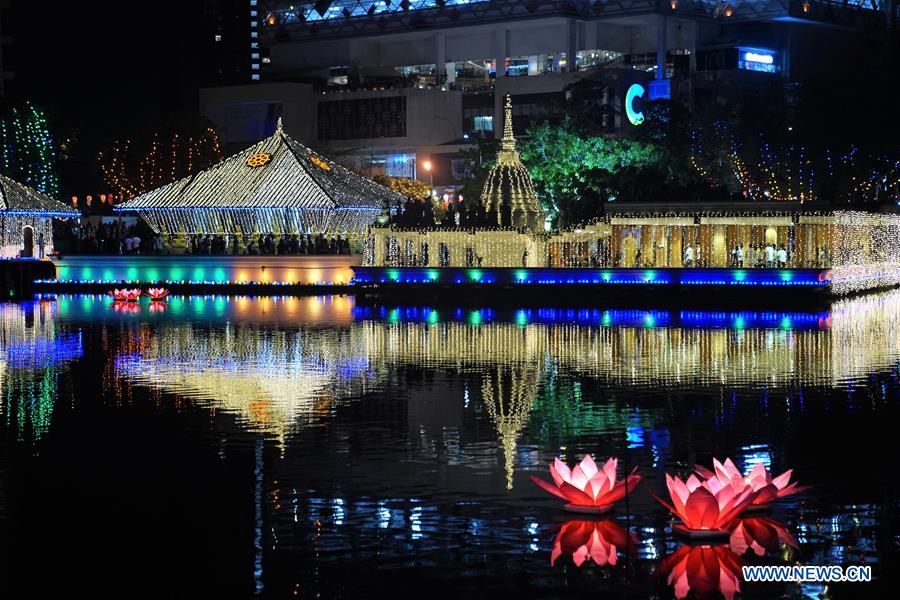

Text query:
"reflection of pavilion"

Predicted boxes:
[[359, 291, 900, 388], [0, 301, 83, 442], [114, 323, 374, 440], [481, 364, 542, 490]]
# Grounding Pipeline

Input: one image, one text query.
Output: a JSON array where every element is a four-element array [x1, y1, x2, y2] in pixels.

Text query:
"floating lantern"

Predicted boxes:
[[656, 544, 743, 600], [147, 287, 170, 300], [551, 519, 637, 567], [530, 455, 641, 514], [694, 458, 808, 510], [108, 288, 141, 302], [653, 473, 758, 539]]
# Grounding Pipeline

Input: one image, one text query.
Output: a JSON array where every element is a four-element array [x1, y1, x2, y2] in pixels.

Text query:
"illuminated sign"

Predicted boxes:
[[625, 83, 645, 126], [738, 47, 777, 73]]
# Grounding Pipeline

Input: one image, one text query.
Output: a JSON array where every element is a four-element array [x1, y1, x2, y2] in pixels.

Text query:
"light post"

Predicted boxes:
[[422, 159, 434, 188]]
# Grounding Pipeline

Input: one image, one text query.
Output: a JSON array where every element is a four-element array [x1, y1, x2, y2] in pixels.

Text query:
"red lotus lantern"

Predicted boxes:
[[653, 473, 758, 539], [694, 458, 808, 510], [108, 288, 141, 302], [551, 519, 638, 567], [729, 516, 798, 557], [530, 455, 641, 514], [147, 287, 170, 300], [656, 544, 743, 600]]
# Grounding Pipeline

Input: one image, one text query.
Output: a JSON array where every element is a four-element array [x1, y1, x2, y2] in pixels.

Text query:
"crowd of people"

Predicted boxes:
[[186, 233, 352, 255], [74, 221, 159, 255], [71, 221, 354, 256], [390, 199, 516, 229]]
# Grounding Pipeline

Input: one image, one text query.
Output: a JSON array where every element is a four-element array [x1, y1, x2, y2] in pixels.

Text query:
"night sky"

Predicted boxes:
[[8, 1, 203, 193]]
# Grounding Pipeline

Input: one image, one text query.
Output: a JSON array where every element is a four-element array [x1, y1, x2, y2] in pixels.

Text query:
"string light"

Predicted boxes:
[[98, 128, 224, 200], [0, 102, 61, 197]]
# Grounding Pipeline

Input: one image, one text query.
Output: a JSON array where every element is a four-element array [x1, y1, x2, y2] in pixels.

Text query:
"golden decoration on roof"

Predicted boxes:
[[246, 152, 272, 168], [309, 155, 332, 171]]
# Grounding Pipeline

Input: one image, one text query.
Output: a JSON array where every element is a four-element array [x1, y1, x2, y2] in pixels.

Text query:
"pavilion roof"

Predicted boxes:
[[118, 119, 402, 211], [0, 173, 78, 216]]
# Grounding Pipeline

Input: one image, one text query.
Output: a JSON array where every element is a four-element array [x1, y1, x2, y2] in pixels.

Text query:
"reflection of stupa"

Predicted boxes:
[[481, 364, 542, 490], [479, 94, 545, 231]]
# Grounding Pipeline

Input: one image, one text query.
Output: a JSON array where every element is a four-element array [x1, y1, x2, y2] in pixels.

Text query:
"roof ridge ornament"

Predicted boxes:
[[275, 116, 284, 135], [501, 93, 516, 153]]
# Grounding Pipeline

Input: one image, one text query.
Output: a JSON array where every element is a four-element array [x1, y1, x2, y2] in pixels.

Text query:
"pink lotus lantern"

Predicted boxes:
[[146, 287, 170, 300], [108, 288, 141, 302], [655, 545, 743, 600], [694, 458, 808, 510], [729, 516, 798, 557], [530, 455, 641, 514], [551, 519, 638, 567], [653, 473, 758, 539]]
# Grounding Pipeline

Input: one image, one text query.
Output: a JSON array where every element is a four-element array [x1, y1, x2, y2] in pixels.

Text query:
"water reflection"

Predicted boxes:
[[551, 519, 638, 567], [0, 291, 896, 597], [0, 301, 82, 443], [656, 544, 744, 600]]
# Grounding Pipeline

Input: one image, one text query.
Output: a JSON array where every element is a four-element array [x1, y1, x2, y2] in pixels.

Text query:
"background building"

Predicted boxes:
[[198, 1, 895, 193]]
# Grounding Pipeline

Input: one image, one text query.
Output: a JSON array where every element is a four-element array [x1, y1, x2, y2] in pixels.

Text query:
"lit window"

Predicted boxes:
[[251, 53, 260, 60], [214, 34, 222, 42], [252, 74, 260, 81], [252, 63, 260, 70]]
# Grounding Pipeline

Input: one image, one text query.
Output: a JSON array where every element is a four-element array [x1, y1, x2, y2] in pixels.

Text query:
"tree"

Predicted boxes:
[[518, 122, 658, 227], [97, 127, 223, 199], [0, 101, 61, 196], [372, 174, 431, 200]]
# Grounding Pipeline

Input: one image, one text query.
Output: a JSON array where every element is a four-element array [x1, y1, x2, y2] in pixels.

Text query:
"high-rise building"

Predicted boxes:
[[200, 1, 896, 188]]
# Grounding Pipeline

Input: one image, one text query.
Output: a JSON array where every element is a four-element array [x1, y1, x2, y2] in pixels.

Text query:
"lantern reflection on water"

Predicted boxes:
[[550, 519, 638, 567]]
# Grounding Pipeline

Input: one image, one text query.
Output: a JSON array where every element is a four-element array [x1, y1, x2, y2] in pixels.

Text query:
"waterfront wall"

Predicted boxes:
[[53, 255, 362, 285]]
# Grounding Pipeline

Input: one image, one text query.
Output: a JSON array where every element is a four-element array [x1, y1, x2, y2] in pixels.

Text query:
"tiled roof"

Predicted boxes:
[[0, 173, 78, 214], [119, 120, 403, 211]]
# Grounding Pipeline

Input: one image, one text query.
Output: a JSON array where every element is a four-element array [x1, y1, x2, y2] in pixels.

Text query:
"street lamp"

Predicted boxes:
[[422, 159, 434, 188]]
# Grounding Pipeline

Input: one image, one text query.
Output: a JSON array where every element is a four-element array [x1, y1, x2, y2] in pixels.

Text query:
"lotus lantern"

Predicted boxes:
[[530, 455, 641, 514], [147, 287, 170, 300], [108, 288, 141, 302], [694, 458, 808, 510], [653, 473, 759, 539]]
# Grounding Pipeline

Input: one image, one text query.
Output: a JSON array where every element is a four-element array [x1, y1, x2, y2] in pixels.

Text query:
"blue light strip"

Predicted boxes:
[[1, 210, 79, 217], [352, 267, 832, 287]]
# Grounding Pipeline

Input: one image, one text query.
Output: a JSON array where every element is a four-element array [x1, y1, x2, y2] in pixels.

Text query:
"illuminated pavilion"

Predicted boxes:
[[0, 173, 78, 258], [479, 94, 545, 232], [117, 119, 402, 240]]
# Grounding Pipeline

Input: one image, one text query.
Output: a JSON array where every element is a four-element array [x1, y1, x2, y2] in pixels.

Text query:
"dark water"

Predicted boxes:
[[0, 293, 897, 598]]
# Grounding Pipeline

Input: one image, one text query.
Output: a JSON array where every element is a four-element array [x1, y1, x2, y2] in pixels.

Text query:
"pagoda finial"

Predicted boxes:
[[501, 93, 516, 152], [276, 117, 284, 134]]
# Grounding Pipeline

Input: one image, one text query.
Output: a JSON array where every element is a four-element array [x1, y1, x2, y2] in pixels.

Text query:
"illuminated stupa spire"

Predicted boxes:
[[479, 94, 544, 231]]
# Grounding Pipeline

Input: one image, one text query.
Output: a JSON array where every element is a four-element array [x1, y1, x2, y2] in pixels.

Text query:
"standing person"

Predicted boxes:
[[737, 244, 744, 268], [684, 244, 694, 267], [765, 243, 775, 268], [777, 245, 787, 268], [124, 235, 134, 255], [154, 234, 164, 255], [746, 244, 755, 269], [37, 231, 45, 259], [131, 234, 141, 255]]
